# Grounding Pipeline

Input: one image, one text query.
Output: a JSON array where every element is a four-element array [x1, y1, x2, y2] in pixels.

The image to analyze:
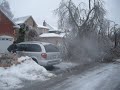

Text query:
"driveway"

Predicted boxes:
[[17, 62, 120, 90]]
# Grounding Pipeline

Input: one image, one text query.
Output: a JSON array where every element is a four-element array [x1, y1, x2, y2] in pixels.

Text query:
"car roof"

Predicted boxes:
[[18, 41, 54, 45]]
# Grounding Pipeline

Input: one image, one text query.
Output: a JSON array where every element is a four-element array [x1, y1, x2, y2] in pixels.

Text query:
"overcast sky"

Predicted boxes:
[[8, 0, 120, 27]]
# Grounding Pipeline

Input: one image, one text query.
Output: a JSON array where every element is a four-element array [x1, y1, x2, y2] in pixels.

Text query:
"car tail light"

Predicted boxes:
[[41, 53, 47, 59]]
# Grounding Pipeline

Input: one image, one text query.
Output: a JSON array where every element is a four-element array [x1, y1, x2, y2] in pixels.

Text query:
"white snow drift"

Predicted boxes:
[[0, 56, 54, 90]]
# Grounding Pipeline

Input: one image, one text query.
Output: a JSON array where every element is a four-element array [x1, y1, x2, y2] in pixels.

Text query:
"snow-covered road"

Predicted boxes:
[[21, 61, 120, 90], [50, 62, 120, 90]]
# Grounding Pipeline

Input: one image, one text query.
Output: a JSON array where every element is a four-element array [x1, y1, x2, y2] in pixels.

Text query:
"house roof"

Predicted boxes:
[[38, 24, 49, 29], [42, 21, 58, 31], [13, 15, 31, 24], [13, 15, 37, 27], [46, 23, 55, 30], [60, 33, 66, 37], [0, 8, 17, 26], [40, 33, 62, 38]]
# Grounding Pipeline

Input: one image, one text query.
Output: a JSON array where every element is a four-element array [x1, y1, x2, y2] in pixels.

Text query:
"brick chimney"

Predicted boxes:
[[43, 20, 46, 26]]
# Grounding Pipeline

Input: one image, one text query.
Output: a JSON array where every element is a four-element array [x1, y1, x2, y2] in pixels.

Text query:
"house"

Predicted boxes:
[[42, 21, 64, 34], [36, 20, 49, 35], [0, 35, 14, 53], [13, 15, 37, 30], [0, 8, 19, 53], [39, 21, 67, 45], [43, 20, 58, 31], [39, 33, 64, 45], [0, 8, 19, 38], [37, 24, 49, 35]]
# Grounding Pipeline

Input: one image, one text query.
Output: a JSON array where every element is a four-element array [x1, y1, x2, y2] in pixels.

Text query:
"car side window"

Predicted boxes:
[[44, 44, 59, 52], [17, 44, 26, 51], [17, 44, 41, 52]]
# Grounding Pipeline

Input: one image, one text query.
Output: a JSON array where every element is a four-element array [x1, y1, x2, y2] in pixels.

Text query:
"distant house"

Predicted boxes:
[[39, 21, 67, 45], [0, 8, 19, 38], [42, 21, 64, 34], [13, 16, 37, 29], [36, 21, 49, 35], [37, 25, 49, 35], [39, 33, 64, 45], [43, 20, 58, 31]]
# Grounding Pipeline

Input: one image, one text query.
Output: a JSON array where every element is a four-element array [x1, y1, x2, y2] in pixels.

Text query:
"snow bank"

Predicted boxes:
[[0, 56, 54, 90]]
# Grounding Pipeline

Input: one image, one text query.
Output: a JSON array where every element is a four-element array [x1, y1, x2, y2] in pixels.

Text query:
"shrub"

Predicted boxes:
[[0, 53, 19, 67]]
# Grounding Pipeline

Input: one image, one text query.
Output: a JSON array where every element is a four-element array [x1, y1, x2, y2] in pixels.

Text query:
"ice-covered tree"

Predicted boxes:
[[0, 0, 13, 18], [55, 0, 113, 62], [25, 29, 39, 41]]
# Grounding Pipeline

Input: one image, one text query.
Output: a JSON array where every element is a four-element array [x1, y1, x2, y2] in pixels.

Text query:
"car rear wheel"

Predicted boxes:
[[45, 65, 55, 70], [32, 58, 38, 64]]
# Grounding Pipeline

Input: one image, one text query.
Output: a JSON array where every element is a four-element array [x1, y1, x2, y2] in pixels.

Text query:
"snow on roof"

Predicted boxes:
[[13, 25, 20, 29], [40, 33, 62, 38], [60, 33, 66, 37], [38, 24, 49, 29], [0, 35, 14, 39], [45, 23, 54, 30], [19, 41, 51, 45], [51, 26, 58, 30], [44, 22, 58, 31], [49, 29, 59, 31], [13, 15, 31, 24]]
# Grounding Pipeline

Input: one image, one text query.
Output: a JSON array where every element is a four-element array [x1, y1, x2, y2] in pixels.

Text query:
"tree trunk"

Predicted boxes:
[[114, 31, 118, 48]]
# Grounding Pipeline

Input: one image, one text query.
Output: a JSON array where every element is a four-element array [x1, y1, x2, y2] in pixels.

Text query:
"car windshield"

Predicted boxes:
[[17, 44, 41, 52]]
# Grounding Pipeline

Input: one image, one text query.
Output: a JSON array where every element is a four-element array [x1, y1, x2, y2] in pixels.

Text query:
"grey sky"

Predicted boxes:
[[8, 0, 120, 27], [105, 0, 120, 24], [8, 0, 60, 27]]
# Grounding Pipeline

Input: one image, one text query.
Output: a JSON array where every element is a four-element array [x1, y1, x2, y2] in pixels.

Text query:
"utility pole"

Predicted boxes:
[[89, 0, 91, 10], [108, 20, 118, 48], [114, 24, 118, 48]]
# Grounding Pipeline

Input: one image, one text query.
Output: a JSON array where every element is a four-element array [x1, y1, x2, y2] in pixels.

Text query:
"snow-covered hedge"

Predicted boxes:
[[0, 53, 18, 67], [0, 56, 55, 90]]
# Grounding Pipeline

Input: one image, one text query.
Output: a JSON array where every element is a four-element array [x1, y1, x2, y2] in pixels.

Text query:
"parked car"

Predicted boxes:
[[16, 41, 62, 66]]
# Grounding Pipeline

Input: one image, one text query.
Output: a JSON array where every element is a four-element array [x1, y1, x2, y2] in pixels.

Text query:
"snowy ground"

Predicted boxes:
[[50, 62, 120, 90], [0, 56, 54, 90], [50, 62, 79, 74], [22, 61, 120, 90], [54, 62, 78, 70]]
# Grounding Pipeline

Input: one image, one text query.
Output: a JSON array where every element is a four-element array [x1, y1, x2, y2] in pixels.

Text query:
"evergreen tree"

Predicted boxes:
[[16, 27, 26, 43], [17, 24, 27, 43]]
